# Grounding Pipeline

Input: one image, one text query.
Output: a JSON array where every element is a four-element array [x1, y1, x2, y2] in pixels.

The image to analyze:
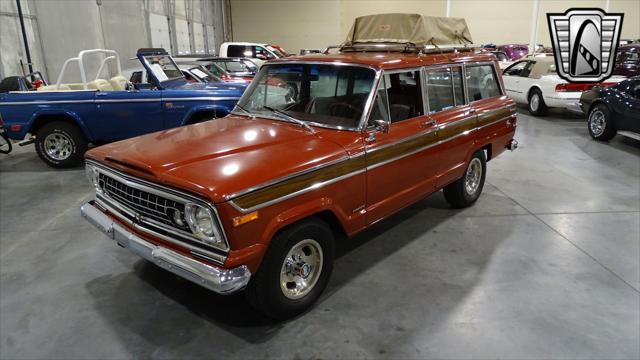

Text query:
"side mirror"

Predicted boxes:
[[373, 119, 389, 133]]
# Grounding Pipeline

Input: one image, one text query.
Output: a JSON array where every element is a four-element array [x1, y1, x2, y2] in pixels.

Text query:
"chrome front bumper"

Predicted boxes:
[[80, 201, 251, 294]]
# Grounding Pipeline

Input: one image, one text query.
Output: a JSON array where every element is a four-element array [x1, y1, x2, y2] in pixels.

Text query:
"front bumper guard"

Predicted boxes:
[[80, 201, 251, 295]]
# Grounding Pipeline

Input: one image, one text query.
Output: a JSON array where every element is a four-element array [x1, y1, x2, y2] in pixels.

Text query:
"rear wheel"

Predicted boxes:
[[587, 104, 616, 141], [528, 88, 548, 116], [443, 150, 487, 208], [246, 218, 335, 320], [35, 121, 87, 168]]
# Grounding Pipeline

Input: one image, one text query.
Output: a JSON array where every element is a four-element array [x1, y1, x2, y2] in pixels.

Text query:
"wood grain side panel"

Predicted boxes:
[[232, 106, 515, 210], [366, 130, 439, 166], [233, 156, 366, 209]]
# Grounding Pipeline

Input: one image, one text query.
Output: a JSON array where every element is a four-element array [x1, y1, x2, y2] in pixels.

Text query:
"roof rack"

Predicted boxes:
[[333, 42, 483, 55]]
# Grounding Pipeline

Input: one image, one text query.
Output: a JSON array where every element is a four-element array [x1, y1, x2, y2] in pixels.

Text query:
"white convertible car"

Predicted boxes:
[[501, 57, 625, 116]]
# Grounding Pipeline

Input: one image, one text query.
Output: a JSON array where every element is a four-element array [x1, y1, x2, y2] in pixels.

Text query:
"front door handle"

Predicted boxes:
[[421, 120, 437, 128], [365, 132, 376, 143]]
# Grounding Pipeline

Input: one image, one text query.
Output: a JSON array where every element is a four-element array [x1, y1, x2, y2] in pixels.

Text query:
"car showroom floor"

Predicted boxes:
[[0, 109, 638, 359]]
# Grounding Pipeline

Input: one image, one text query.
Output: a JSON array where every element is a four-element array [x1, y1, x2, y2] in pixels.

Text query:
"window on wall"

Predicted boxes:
[[466, 65, 501, 101], [425, 67, 454, 113], [385, 71, 424, 123]]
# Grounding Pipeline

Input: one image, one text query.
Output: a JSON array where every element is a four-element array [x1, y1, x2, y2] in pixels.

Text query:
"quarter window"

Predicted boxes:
[[466, 65, 501, 101], [369, 76, 390, 124]]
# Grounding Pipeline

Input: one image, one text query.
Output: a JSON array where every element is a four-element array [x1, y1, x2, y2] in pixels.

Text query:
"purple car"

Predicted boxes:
[[496, 44, 529, 61], [613, 44, 639, 78]]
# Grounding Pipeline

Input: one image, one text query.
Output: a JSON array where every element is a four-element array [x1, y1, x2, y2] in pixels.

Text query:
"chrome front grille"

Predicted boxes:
[[98, 173, 190, 231]]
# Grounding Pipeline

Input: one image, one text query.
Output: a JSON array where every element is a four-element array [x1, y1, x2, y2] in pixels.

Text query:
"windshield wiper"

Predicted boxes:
[[233, 104, 255, 119], [263, 105, 315, 133]]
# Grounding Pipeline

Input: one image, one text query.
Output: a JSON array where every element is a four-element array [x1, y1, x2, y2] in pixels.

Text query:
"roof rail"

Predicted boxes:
[[335, 42, 483, 54]]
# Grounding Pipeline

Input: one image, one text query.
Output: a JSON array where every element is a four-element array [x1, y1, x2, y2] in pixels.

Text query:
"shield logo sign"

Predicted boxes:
[[547, 8, 623, 82]]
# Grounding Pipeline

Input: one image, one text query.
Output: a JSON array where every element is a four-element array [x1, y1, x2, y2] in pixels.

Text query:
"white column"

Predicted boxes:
[[529, 0, 541, 53], [446, 0, 451, 17]]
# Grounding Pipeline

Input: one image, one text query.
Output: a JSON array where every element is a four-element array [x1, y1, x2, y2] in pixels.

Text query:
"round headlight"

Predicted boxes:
[[185, 203, 220, 245], [85, 164, 100, 190]]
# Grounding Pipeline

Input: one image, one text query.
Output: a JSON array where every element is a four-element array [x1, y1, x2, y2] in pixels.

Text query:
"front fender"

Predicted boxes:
[[180, 104, 230, 125], [258, 197, 349, 247]]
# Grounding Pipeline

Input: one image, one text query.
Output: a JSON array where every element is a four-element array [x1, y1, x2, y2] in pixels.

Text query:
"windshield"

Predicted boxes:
[[188, 66, 221, 82], [267, 45, 286, 58], [616, 51, 639, 64], [236, 63, 376, 130], [143, 55, 182, 82]]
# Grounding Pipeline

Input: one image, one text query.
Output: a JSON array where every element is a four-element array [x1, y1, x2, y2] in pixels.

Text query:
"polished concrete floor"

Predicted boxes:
[[1, 109, 639, 359]]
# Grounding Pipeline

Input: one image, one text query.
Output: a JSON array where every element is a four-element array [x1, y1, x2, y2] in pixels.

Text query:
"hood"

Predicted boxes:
[[86, 115, 349, 203]]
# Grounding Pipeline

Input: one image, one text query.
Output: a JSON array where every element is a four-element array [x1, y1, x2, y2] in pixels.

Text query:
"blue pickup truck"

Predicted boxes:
[[0, 48, 246, 168]]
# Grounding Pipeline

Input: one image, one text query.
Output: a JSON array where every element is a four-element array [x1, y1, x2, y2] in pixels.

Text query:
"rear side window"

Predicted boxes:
[[465, 65, 501, 101], [425, 67, 454, 113], [227, 45, 253, 58]]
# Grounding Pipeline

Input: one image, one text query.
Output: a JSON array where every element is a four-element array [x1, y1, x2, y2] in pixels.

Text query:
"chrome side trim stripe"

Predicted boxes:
[[0, 100, 95, 106], [229, 168, 367, 213], [0, 96, 240, 106], [163, 97, 241, 102]]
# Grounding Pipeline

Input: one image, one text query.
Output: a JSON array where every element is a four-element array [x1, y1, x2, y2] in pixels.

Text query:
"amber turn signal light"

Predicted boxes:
[[233, 211, 259, 227]]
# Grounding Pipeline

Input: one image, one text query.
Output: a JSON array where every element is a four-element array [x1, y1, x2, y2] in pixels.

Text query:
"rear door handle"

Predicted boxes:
[[96, 92, 108, 97]]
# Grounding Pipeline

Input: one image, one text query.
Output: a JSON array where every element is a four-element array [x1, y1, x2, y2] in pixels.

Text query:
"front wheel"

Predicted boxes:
[[587, 104, 616, 141], [443, 150, 487, 208], [246, 218, 335, 320], [35, 121, 87, 168]]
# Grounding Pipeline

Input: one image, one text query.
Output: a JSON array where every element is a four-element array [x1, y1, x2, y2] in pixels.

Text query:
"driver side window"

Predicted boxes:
[[386, 71, 424, 123], [504, 61, 529, 77]]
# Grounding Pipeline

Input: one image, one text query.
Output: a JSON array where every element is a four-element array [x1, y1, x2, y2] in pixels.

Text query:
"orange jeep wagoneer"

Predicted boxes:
[[81, 15, 518, 319]]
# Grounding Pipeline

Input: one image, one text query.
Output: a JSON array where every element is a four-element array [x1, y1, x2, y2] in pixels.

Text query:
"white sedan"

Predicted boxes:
[[501, 57, 625, 116]]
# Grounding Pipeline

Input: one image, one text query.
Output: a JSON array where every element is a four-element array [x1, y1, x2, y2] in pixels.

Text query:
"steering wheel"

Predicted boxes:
[[329, 102, 363, 118]]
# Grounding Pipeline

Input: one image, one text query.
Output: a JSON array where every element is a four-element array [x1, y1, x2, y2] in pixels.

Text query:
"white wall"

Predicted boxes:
[[230, 0, 640, 54]]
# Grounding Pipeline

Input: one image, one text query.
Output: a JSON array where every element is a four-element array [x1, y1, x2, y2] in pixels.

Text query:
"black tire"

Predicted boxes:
[[587, 103, 616, 141], [35, 121, 87, 168], [246, 218, 335, 320], [528, 88, 548, 116], [443, 150, 487, 208], [0, 132, 12, 154]]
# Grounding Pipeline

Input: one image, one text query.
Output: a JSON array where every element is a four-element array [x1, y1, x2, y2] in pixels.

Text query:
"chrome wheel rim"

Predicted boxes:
[[464, 158, 482, 195], [43, 133, 73, 161], [530, 93, 540, 111], [280, 239, 323, 300], [589, 110, 606, 136]]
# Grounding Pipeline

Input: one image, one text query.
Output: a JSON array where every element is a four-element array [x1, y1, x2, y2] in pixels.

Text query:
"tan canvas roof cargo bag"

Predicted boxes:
[[343, 13, 473, 47]]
